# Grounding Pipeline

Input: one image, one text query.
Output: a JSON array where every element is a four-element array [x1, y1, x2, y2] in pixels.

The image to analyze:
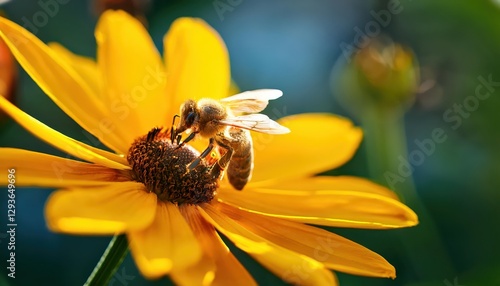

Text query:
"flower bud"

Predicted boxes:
[[334, 37, 419, 115]]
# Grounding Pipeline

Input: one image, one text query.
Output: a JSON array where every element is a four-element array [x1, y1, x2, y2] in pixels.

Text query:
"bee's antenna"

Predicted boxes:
[[172, 114, 180, 125]]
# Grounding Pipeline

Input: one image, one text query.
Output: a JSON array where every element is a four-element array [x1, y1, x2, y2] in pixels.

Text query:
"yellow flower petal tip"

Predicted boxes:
[[96, 10, 145, 41], [169, 17, 224, 42], [134, 258, 173, 280], [401, 208, 419, 227], [98, 9, 137, 23]]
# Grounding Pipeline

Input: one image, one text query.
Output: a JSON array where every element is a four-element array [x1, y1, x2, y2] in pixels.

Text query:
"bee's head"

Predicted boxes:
[[178, 99, 198, 132]]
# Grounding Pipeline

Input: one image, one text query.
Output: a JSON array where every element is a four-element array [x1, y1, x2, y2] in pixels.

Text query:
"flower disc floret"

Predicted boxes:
[[127, 128, 218, 204]]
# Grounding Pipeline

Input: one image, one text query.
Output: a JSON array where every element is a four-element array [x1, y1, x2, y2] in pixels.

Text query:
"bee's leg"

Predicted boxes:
[[170, 128, 175, 143], [188, 138, 215, 170], [170, 127, 180, 143], [176, 132, 197, 149], [182, 132, 196, 144], [170, 115, 180, 143], [210, 139, 233, 180], [175, 134, 182, 145]]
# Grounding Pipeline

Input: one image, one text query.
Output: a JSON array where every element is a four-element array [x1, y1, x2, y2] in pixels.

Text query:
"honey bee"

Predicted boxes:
[[174, 89, 290, 190]]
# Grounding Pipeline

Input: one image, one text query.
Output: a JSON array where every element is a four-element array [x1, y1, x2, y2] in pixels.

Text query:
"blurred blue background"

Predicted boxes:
[[1, 0, 500, 285]]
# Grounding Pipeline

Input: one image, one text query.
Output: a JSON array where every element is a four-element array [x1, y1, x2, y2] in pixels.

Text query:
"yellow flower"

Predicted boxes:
[[0, 11, 418, 285]]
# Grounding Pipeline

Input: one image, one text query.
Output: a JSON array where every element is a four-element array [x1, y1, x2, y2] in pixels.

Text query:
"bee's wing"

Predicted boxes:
[[220, 89, 283, 114], [220, 114, 290, 134]]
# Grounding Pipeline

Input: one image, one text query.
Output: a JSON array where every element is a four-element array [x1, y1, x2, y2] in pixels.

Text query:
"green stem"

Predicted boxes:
[[84, 235, 129, 286], [361, 106, 409, 192], [361, 105, 456, 280]]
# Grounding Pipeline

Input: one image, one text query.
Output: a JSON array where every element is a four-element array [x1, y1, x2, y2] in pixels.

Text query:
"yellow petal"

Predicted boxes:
[[164, 18, 230, 119], [48, 43, 102, 97], [96, 10, 167, 145], [174, 205, 256, 286], [0, 148, 128, 187], [45, 182, 156, 234], [260, 176, 398, 200], [218, 186, 418, 229], [250, 114, 363, 184], [0, 96, 129, 170], [201, 202, 338, 286], [218, 202, 396, 278], [128, 202, 202, 279], [171, 205, 215, 286], [0, 16, 128, 153]]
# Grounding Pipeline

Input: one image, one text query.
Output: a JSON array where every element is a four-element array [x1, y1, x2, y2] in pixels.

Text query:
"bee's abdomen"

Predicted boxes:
[[228, 150, 253, 190], [227, 131, 254, 190]]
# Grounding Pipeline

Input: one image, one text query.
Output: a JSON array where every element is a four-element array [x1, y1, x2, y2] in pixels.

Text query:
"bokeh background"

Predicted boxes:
[[1, 0, 500, 285]]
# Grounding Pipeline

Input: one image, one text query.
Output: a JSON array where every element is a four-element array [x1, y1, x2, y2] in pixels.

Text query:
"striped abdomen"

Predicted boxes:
[[226, 129, 254, 190]]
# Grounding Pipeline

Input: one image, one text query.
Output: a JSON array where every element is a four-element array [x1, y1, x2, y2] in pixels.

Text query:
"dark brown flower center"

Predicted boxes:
[[127, 127, 218, 205]]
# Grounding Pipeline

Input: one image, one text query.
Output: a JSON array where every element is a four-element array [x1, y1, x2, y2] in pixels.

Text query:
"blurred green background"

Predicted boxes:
[[1, 0, 500, 285]]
